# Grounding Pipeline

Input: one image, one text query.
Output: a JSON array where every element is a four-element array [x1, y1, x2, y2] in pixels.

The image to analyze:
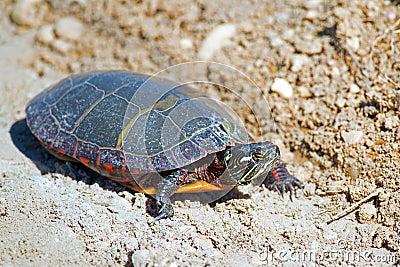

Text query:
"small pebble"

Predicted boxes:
[[290, 54, 310, 72], [378, 190, 390, 203], [294, 37, 322, 55], [349, 84, 360, 94], [240, 21, 253, 33], [326, 181, 346, 194], [268, 31, 284, 48], [11, 0, 41, 26], [336, 97, 346, 108], [331, 67, 340, 77], [55, 17, 84, 41], [180, 38, 193, 49], [347, 165, 360, 179], [305, 10, 318, 20], [297, 86, 312, 98], [333, 6, 351, 18], [271, 78, 293, 99], [388, 12, 397, 21], [36, 24, 55, 44], [384, 116, 399, 130], [341, 130, 363, 145], [310, 85, 326, 97], [282, 29, 295, 41], [346, 37, 360, 51], [87, 209, 96, 217], [193, 235, 214, 250], [303, 0, 322, 9], [198, 24, 236, 60], [132, 249, 150, 267], [358, 203, 376, 223], [51, 39, 74, 54]]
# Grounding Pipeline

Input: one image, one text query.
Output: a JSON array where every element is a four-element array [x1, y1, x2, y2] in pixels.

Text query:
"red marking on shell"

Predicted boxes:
[[73, 142, 78, 158], [76, 141, 99, 165], [103, 163, 114, 175], [80, 157, 89, 165], [96, 151, 101, 166]]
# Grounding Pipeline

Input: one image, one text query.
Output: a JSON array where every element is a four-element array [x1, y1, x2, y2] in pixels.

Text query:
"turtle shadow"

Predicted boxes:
[[10, 119, 53, 169], [10, 119, 252, 219]]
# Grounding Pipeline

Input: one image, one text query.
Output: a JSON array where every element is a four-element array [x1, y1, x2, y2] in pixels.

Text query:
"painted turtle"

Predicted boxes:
[[26, 70, 302, 220]]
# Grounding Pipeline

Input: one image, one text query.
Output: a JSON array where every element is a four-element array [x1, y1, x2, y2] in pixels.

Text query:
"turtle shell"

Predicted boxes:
[[26, 70, 250, 191]]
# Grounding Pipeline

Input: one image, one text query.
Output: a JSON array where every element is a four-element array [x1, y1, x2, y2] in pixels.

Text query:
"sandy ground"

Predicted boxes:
[[0, 0, 399, 266]]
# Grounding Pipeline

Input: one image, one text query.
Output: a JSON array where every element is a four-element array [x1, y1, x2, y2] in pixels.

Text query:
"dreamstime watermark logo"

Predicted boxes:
[[256, 240, 399, 264], [121, 61, 277, 204]]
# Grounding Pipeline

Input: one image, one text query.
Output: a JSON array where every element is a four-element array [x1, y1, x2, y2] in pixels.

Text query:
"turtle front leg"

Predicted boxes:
[[155, 169, 194, 220], [265, 160, 303, 199]]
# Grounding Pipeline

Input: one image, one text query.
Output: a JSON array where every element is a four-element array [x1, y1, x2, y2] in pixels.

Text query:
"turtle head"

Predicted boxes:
[[223, 141, 280, 185]]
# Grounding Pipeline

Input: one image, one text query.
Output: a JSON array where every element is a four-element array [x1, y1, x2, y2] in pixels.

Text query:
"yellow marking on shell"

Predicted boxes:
[[152, 93, 182, 110], [116, 92, 200, 149], [116, 109, 142, 149], [72, 81, 136, 133], [220, 117, 249, 143], [116, 96, 182, 149]]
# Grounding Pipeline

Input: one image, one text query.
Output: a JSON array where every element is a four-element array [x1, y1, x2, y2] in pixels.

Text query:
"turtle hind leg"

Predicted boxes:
[[265, 160, 303, 200], [154, 169, 195, 220]]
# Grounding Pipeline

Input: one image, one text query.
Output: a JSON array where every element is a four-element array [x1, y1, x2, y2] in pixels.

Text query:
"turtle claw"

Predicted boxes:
[[292, 180, 303, 190], [288, 184, 295, 200], [266, 160, 303, 199], [272, 179, 300, 201], [154, 201, 174, 221]]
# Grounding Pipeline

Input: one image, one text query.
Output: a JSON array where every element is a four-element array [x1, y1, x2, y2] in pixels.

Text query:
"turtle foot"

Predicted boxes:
[[265, 160, 303, 200], [154, 200, 174, 221]]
